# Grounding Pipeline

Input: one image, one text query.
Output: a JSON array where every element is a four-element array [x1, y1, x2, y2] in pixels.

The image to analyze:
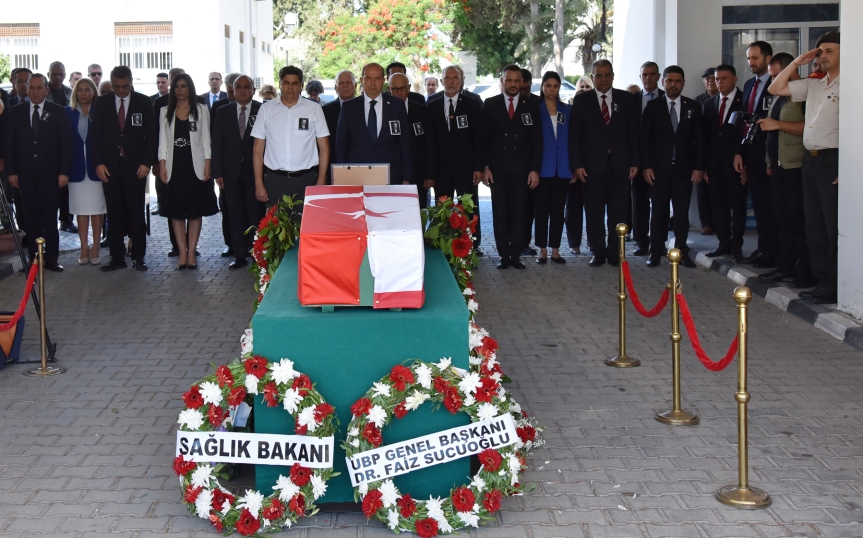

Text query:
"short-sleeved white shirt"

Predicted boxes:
[[788, 74, 839, 150], [250, 97, 330, 171]]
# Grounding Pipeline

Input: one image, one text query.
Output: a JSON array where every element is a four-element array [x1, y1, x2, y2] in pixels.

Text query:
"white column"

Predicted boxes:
[[612, 0, 657, 88]]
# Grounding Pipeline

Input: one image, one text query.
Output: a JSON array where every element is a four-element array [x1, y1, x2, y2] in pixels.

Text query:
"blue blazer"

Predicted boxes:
[[539, 100, 572, 178], [65, 107, 98, 182]]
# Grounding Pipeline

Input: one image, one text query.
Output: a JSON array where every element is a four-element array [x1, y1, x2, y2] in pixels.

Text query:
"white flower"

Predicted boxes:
[[387, 508, 400, 530], [367, 405, 387, 428], [273, 475, 300, 503], [297, 406, 319, 432], [457, 510, 480, 527], [414, 363, 433, 389], [348, 427, 359, 437], [379, 479, 402, 507], [424, 496, 444, 520], [458, 372, 482, 395], [463, 395, 475, 407], [404, 390, 430, 411], [467, 299, 479, 312], [477, 403, 498, 422], [436, 357, 452, 371], [437, 517, 453, 533], [310, 474, 328, 500], [282, 388, 303, 414], [470, 474, 486, 491], [240, 328, 254, 354], [245, 373, 260, 395], [358, 482, 368, 497], [371, 382, 391, 398], [469, 355, 482, 366], [271, 358, 298, 386], [221, 499, 231, 514], [190, 464, 213, 488], [259, 280, 269, 296], [178, 409, 205, 431], [510, 401, 522, 414], [195, 488, 213, 519], [350, 439, 360, 447], [463, 287, 475, 296], [237, 489, 265, 519], [198, 381, 223, 406], [491, 372, 502, 382]]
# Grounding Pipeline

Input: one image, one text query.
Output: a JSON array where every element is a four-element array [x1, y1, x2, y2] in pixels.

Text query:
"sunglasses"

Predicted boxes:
[[89, 72, 102, 77]]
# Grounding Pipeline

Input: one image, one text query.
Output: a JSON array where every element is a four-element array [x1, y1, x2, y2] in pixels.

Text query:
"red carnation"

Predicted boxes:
[[235, 507, 261, 536], [215, 365, 234, 388], [227, 386, 247, 407], [291, 374, 312, 394], [443, 387, 462, 414], [451, 235, 472, 258], [468, 215, 478, 234], [433, 376, 450, 393], [362, 422, 383, 447], [295, 415, 308, 435], [475, 376, 499, 403], [451, 486, 475, 512], [290, 463, 312, 486], [184, 484, 202, 503], [182, 386, 204, 410], [415, 517, 439, 538], [397, 493, 417, 517], [449, 212, 462, 229], [393, 401, 408, 419], [483, 489, 503, 512], [262, 498, 286, 520], [173, 455, 196, 476], [263, 381, 279, 407], [315, 403, 335, 422], [478, 448, 503, 472], [209, 513, 224, 532], [288, 493, 305, 515], [207, 403, 227, 427], [517, 425, 537, 443], [459, 214, 469, 232], [211, 488, 235, 512], [351, 397, 372, 417], [389, 365, 415, 392], [362, 489, 384, 517], [244, 356, 269, 378]]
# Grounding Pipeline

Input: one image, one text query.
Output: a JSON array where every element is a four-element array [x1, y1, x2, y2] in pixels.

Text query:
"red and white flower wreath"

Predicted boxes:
[[173, 355, 338, 536], [342, 358, 527, 536]]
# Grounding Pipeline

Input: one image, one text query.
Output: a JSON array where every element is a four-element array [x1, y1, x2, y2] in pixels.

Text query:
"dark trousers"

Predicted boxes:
[[771, 163, 811, 278], [533, 177, 568, 249], [490, 174, 529, 260], [583, 164, 629, 261], [708, 168, 748, 251], [631, 173, 650, 248], [435, 175, 482, 245], [155, 174, 178, 251], [224, 177, 265, 261], [524, 189, 535, 248], [564, 181, 584, 249], [802, 151, 838, 292], [219, 187, 231, 248], [745, 155, 779, 257], [58, 184, 71, 223], [696, 180, 713, 228], [103, 163, 146, 262], [264, 170, 317, 208], [649, 165, 693, 257], [414, 183, 429, 209], [18, 177, 59, 263]]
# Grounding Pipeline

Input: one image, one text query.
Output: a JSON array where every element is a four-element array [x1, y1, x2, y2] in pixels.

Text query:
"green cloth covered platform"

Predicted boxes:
[[252, 247, 470, 503]]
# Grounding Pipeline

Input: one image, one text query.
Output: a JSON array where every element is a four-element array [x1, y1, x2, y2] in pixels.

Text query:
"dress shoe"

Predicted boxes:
[[752, 257, 777, 269], [799, 287, 825, 299], [588, 256, 606, 267], [632, 246, 649, 257], [101, 259, 128, 272], [78, 256, 90, 265], [475, 246, 484, 257], [607, 258, 620, 268], [510, 258, 526, 269], [730, 249, 745, 260], [99, 238, 108, 248], [59, 220, 78, 233], [793, 277, 818, 289], [759, 269, 795, 282], [188, 263, 198, 270], [221, 246, 234, 258], [44, 261, 64, 272], [705, 247, 728, 258], [229, 258, 248, 269], [132, 260, 148, 271], [701, 226, 714, 235], [536, 257, 547, 265], [738, 250, 762, 264], [521, 247, 537, 256], [812, 291, 838, 304], [496, 258, 509, 269], [646, 256, 661, 268], [176, 263, 187, 271], [680, 254, 696, 268], [550, 256, 566, 265], [569, 247, 581, 255], [151, 204, 160, 215], [168, 248, 180, 257]]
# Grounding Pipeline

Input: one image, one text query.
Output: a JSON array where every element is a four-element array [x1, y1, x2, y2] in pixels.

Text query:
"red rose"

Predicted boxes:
[[362, 422, 383, 447], [290, 463, 312, 486], [443, 387, 462, 414], [227, 386, 247, 407], [315, 403, 335, 422], [397, 493, 417, 517], [207, 404, 227, 427], [389, 365, 415, 392], [173, 455, 196, 476], [215, 365, 235, 388], [475, 376, 499, 403], [449, 212, 462, 229], [288, 493, 305, 516], [351, 397, 372, 417], [393, 401, 408, 419], [517, 425, 537, 443], [433, 376, 450, 393], [362, 489, 384, 517], [262, 381, 279, 407], [291, 374, 312, 394], [451, 486, 475, 512], [482, 489, 503, 512], [451, 235, 471, 258], [235, 507, 261, 536], [209, 513, 224, 532], [244, 356, 269, 378], [182, 386, 204, 410], [262, 498, 286, 521], [478, 448, 503, 472], [415, 517, 439, 538], [184, 484, 202, 503]]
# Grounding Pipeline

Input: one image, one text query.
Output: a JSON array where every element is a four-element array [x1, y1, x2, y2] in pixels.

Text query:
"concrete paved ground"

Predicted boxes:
[[1, 204, 862, 538]]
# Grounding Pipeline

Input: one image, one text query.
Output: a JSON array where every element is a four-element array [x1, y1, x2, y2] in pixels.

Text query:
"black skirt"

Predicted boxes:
[[162, 118, 218, 220]]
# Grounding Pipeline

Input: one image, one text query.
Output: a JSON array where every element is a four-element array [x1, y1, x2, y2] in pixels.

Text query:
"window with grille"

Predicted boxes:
[[0, 23, 40, 71], [115, 22, 173, 73]]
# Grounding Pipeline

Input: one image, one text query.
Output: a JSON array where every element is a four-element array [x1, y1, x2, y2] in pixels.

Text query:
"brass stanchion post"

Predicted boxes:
[[716, 286, 770, 508], [656, 248, 698, 425], [606, 223, 640, 368], [24, 238, 65, 377]]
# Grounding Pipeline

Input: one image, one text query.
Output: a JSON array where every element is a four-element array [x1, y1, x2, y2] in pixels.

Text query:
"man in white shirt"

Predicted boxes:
[[252, 66, 330, 207]]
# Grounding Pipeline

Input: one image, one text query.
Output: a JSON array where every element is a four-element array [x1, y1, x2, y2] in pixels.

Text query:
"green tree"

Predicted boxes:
[[450, 0, 528, 76], [272, 0, 357, 77], [0, 54, 10, 84]]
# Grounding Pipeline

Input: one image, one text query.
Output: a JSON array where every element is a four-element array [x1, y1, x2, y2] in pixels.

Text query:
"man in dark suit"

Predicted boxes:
[[569, 59, 640, 267], [210, 72, 241, 258], [322, 70, 357, 170], [631, 61, 665, 256], [387, 73, 435, 208], [481, 64, 542, 270], [45, 61, 76, 233], [91, 65, 158, 272], [733, 40, 779, 267], [427, 65, 483, 106], [201, 72, 227, 111], [212, 75, 264, 269], [9, 68, 32, 107], [640, 65, 705, 268], [150, 72, 169, 104], [429, 66, 485, 252], [334, 63, 412, 185], [385, 62, 426, 105], [4, 73, 72, 271], [702, 64, 747, 259]]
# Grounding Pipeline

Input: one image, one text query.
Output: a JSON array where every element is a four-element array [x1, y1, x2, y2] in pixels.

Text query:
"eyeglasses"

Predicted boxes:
[[389, 86, 409, 92], [89, 72, 102, 77]]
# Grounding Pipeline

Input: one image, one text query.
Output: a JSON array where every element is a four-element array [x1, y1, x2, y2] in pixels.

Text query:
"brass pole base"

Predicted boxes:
[[605, 355, 641, 368], [23, 366, 66, 377], [715, 485, 771, 509], [655, 409, 699, 425]]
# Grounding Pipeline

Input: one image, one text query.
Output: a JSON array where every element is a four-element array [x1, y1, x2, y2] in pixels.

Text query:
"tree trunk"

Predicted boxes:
[[527, 0, 541, 76], [552, 0, 565, 77]]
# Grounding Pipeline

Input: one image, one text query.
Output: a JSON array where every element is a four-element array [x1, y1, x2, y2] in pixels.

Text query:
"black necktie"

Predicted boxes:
[[32, 105, 40, 136], [368, 99, 378, 142], [448, 98, 455, 132]]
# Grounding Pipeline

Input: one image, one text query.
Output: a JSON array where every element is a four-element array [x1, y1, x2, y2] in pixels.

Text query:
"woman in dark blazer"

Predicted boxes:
[[534, 71, 573, 264], [65, 77, 106, 265]]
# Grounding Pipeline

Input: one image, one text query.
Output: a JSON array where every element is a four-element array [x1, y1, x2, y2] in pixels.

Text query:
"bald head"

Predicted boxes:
[[362, 63, 385, 99], [388, 73, 410, 101]]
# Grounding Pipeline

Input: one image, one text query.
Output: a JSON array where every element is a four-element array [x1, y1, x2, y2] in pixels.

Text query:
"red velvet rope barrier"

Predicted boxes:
[[621, 261, 670, 318], [0, 264, 38, 333], [677, 294, 738, 372]]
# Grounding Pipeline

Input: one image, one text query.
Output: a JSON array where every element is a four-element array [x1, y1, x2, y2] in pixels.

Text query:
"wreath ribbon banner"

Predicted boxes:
[[347, 414, 518, 487], [176, 431, 335, 468]]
